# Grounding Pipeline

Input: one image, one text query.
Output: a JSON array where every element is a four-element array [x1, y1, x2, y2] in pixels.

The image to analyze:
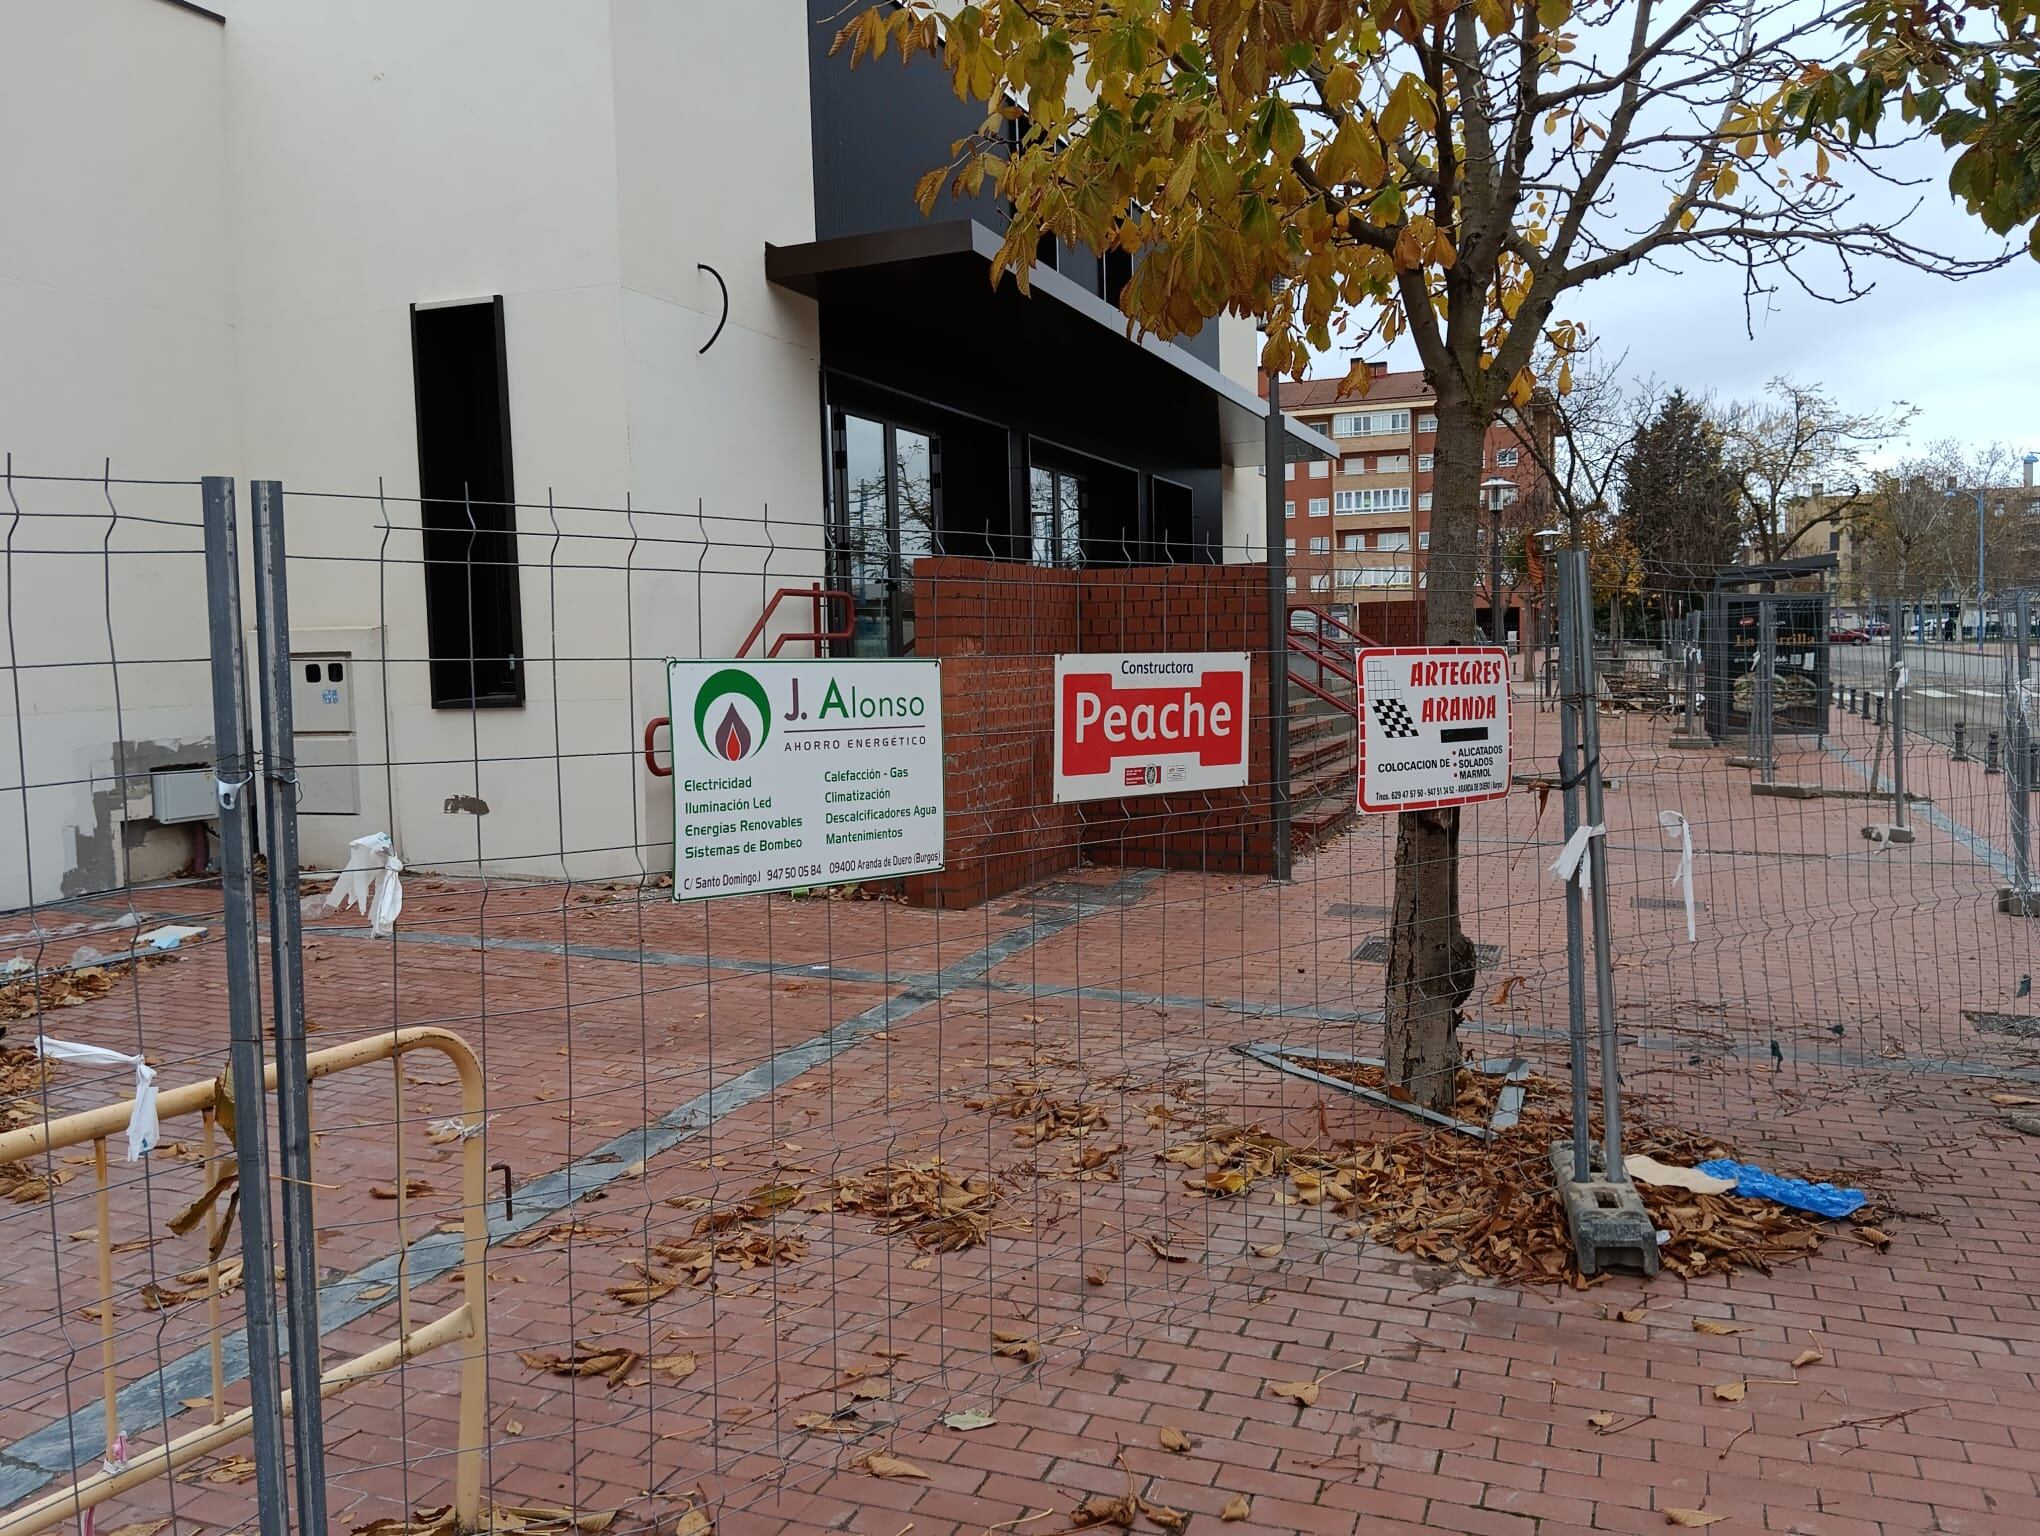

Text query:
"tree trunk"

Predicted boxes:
[[1384, 391, 1483, 1112]]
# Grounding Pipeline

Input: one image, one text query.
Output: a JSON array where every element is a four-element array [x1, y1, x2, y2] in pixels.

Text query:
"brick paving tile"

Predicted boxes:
[[5, 695, 2040, 1534]]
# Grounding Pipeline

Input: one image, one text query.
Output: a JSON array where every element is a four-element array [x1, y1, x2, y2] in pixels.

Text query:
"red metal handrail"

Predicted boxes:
[[737, 583, 854, 659], [645, 584, 853, 777], [1290, 668, 1357, 715]]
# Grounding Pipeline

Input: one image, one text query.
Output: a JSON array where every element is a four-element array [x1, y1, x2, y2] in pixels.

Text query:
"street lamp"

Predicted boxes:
[[1947, 478, 1987, 653]]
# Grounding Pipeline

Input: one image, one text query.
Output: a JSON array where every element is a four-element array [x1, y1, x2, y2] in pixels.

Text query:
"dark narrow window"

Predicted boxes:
[[411, 296, 523, 707]]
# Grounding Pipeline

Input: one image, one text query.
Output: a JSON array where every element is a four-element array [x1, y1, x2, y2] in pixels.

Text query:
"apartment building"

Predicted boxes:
[[0, 0, 1330, 909], [1269, 366, 1548, 640]]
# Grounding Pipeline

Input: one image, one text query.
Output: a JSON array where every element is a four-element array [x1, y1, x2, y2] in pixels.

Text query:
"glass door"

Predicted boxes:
[[832, 411, 940, 656]]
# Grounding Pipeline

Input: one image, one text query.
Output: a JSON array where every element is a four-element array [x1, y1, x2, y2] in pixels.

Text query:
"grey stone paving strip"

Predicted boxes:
[[0, 873, 1157, 1506], [1824, 738, 2017, 884]]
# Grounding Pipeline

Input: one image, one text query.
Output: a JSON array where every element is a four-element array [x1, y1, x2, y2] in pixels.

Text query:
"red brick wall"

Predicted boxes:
[[1347, 599, 1427, 646], [902, 557, 1274, 909]]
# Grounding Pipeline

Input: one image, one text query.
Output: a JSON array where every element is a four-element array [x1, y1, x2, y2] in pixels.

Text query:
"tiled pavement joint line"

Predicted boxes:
[[0, 872, 1159, 1505]]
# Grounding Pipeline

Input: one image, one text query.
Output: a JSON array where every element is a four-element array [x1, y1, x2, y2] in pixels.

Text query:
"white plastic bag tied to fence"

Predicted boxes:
[[1658, 809, 1697, 944], [1549, 823, 1605, 892], [31, 1036, 158, 1160], [320, 831, 404, 937]]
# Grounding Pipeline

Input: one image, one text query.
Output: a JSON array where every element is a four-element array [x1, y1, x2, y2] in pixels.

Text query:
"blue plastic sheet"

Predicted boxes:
[[1696, 1159, 1866, 1219]]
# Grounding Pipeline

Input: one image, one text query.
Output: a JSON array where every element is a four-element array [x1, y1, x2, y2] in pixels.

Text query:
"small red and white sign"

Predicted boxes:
[[1054, 652, 1250, 804], [1357, 646, 1512, 813]]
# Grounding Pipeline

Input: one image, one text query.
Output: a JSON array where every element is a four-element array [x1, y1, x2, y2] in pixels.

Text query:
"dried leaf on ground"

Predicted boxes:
[[1588, 1411, 1617, 1428], [832, 1158, 1014, 1251], [1136, 1498, 1186, 1533], [995, 1337, 1043, 1364], [1618, 1308, 1649, 1324], [1791, 1348, 1824, 1368], [502, 1220, 623, 1249], [1251, 1243, 1282, 1258], [990, 1082, 1111, 1147], [1713, 1381, 1747, 1403], [1070, 1493, 1138, 1529], [1258, 1062, 1857, 1285], [517, 1344, 639, 1390], [1219, 1494, 1252, 1522], [181, 1453, 257, 1485], [606, 1263, 677, 1307], [1692, 1319, 1749, 1336], [1158, 1426, 1191, 1452], [103, 1519, 173, 1536], [650, 1352, 697, 1381], [1664, 1511, 1729, 1529], [140, 1281, 191, 1311], [1853, 1226, 1892, 1249], [1086, 1268, 1109, 1286], [370, 1178, 434, 1200], [502, 1419, 524, 1436], [663, 1511, 711, 1536], [793, 1410, 864, 1437], [856, 1452, 929, 1480], [850, 1379, 890, 1401], [944, 1409, 995, 1431], [1269, 1379, 1319, 1407]]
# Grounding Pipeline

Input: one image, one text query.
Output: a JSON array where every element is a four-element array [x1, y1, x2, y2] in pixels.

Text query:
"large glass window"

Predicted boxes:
[[833, 410, 940, 656], [1030, 465, 1085, 568]]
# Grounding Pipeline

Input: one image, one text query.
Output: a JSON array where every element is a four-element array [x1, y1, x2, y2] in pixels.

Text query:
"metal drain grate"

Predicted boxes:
[[1351, 935, 1501, 967]]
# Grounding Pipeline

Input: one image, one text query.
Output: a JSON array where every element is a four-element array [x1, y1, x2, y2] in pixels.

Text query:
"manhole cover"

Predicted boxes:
[[1325, 902, 1391, 920], [1965, 1010, 2040, 1038], [1351, 935, 1501, 967]]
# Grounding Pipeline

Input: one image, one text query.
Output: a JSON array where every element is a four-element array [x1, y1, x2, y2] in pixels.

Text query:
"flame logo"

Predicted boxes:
[[716, 704, 751, 761], [689, 668, 773, 761]]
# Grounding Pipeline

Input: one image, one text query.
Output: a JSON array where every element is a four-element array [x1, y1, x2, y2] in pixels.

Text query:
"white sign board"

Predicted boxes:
[[665, 659, 944, 899], [1357, 646, 1512, 813], [1053, 652, 1252, 803]]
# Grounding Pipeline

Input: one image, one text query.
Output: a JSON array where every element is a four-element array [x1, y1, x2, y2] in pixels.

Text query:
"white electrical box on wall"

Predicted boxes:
[[149, 767, 217, 825], [292, 656, 355, 733], [290, 652, 360, 815]]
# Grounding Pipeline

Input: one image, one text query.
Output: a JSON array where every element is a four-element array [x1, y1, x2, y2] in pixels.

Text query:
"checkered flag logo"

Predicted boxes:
[[1370, 696, 1419, 739]]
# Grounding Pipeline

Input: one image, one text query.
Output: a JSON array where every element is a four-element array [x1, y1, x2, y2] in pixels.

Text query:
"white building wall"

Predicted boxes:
[[0, 0, 236, 909], [0, 0, 823, 906]]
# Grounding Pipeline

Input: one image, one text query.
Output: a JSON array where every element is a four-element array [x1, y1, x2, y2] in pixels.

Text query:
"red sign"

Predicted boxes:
[[1053, 653, 1251, 803]]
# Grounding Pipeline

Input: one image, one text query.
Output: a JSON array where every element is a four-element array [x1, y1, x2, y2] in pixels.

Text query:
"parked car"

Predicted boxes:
[[1866, 619, 1891, 637], [1827, 627, 1869, 645]]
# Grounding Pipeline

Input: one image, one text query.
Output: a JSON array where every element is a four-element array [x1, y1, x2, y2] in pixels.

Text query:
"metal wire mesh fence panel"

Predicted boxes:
[[7, 471, 2040, 1536]]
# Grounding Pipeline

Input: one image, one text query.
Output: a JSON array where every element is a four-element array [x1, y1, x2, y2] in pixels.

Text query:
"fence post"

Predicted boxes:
[[1753, 598, 1776, 784], [1681, 612, 1701, 739], [1571, 556, 1627, 1184], [200, 475, 292, 1536], [249, 481, 330, 1536], [1890, 597, 1909, 837], [1264, 377, 1291, 881], [2003, 594, 2034, 914], [1555, 552, 1591, 1186]]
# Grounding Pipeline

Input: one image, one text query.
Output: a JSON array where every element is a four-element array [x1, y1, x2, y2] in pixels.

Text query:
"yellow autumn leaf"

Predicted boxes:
[[1712, 1381, 1746, 1402]]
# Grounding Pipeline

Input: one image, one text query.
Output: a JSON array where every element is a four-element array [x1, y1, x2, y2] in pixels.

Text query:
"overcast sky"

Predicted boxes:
[[1325, 101, 2039, 468]]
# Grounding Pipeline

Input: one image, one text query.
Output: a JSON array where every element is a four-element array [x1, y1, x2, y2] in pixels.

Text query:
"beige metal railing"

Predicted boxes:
[[0, 1027, 489, 1536]]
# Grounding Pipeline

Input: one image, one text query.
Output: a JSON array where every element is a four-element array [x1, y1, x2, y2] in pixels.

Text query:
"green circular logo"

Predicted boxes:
[[693, 668, 772, 762]]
